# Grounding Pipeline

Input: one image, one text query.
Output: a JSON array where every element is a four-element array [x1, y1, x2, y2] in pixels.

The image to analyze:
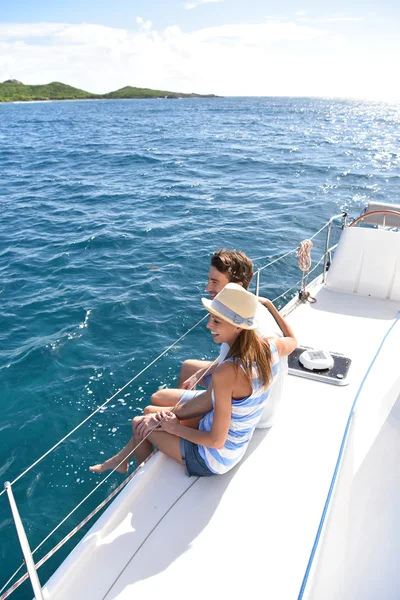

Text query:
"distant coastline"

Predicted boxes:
[[0, 80, 220, 103]]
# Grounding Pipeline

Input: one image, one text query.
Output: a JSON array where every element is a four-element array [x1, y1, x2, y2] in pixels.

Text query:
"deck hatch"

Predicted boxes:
[[288, 346, 351, 385]]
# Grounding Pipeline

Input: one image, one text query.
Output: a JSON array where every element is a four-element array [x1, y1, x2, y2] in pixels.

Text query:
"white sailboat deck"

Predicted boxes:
[[42, 278, 400, 600]]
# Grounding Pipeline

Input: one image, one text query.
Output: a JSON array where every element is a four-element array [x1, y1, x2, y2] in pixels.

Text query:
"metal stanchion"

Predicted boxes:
[[255, 270, 260, 296], [4, 482, 44, 600]]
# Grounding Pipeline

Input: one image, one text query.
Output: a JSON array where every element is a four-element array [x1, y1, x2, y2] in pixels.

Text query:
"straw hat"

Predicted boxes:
[[202, 283, 259, 330]]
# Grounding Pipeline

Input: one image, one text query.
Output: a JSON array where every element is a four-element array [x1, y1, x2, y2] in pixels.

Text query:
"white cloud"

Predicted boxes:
[[298, 16, 364, 23], [184, 0, 223, 10], [0, 22, 129, 46], [192, 21, 328, 43], [136, 16, 153, 31], [0, 23, 66, 39], [0, 18, 398, 101]]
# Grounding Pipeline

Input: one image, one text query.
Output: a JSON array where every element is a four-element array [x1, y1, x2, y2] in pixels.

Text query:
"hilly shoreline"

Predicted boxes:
[[0, 80, 220, 103]]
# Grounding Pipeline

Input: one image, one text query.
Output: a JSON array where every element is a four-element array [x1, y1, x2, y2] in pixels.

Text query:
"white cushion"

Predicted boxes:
[[326, 227, 400, 301]]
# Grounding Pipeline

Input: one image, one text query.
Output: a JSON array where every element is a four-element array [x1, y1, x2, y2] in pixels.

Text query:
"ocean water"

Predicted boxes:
[[0, 97, 399, 597]]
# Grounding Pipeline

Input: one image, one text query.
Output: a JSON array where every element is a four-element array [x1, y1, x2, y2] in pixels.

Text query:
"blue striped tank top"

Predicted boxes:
[[197, 341, 280, 475]]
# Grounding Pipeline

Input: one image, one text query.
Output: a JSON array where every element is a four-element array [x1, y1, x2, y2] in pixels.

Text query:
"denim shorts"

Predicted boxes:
[[179, 438, 214, 478]]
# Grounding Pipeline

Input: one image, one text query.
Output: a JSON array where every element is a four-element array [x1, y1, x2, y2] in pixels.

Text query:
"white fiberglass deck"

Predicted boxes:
[[42, 284, 400, 600]]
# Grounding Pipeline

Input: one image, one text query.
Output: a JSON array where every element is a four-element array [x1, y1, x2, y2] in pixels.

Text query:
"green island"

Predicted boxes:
[[0, 80, 219, 103]]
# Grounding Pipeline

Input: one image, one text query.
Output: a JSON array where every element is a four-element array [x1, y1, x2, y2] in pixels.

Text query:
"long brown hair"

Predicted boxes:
[[226, 329, 272, 390]]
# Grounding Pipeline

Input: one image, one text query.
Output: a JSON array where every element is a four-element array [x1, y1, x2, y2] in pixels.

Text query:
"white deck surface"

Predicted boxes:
[[42, 285, 400, 600]]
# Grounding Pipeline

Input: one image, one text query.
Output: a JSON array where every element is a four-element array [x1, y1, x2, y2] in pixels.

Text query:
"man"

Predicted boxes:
[[177, 249, 255, 391], [152, 248, 283, 408]]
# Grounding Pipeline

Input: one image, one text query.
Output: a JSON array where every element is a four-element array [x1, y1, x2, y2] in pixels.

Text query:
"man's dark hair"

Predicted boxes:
[[211, 249, 254, 290]]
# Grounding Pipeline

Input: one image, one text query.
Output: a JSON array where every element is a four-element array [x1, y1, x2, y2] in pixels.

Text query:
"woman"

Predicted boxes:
[[90, 283, 297, 477]]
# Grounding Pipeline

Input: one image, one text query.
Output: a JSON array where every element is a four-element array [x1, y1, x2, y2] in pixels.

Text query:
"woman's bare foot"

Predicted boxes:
[[89, 456, 129, 475]]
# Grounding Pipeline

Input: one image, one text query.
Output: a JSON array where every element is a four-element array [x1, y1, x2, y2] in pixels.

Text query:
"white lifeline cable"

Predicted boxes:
[[0, 360, 214, 599], [252, 218, 332, 265], [31, 360, 214, 559], [0, 215, 344, 593], [0, 314, 208, 500], [0, 241, 336, 597], [0, 214, 342, 499]]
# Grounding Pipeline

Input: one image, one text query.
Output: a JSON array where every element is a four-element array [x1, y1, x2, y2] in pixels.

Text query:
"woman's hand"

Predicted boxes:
[[158, 411, 181, 435], [134, 414, 160, 441], [181, 372, 200, 390]]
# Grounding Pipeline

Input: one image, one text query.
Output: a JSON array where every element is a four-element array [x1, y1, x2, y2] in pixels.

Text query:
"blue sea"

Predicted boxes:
[[0, 97, 399, 597]]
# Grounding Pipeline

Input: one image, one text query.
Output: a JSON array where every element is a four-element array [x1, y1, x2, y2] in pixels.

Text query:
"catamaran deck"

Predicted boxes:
[[42, 282, 400, 600]]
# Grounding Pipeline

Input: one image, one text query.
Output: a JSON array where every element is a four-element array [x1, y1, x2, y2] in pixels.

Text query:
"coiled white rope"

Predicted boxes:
[[297, 239, 313, 272], [296, 239, 314, 299], [271, 245, 337, 305]]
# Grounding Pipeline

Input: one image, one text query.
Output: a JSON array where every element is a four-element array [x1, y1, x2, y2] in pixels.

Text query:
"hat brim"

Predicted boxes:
[[201, 297, 258, 330]]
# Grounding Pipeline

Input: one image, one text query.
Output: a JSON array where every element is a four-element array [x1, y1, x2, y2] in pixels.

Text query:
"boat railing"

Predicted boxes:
[[253, 212, 346, 299], [350, 209, 400, 229], [0, 212, 347, 600]]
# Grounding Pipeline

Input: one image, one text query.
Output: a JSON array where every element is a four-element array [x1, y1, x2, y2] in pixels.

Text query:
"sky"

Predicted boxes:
[[0, 0, 399, 101]]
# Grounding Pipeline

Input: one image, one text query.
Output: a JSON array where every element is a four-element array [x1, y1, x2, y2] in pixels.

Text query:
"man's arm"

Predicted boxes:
[[261, 298, 297, 356]]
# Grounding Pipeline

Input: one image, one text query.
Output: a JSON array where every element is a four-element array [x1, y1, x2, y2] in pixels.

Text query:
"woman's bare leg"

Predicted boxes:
[[144, 405, 173, 414], [90, 386, 210, 474], [89, 437, 134, 474], [150, 388, 187, 407], [89, 417, 153, 474], [147, 430, 183, 465], [177, 359, 212, 388], [90, 423, 183, 473]]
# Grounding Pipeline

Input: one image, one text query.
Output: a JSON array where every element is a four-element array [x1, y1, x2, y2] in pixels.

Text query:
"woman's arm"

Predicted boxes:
[[160, 363, 234, 449], [261, 298, 297, 357], [174, 388, 213, 420]]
